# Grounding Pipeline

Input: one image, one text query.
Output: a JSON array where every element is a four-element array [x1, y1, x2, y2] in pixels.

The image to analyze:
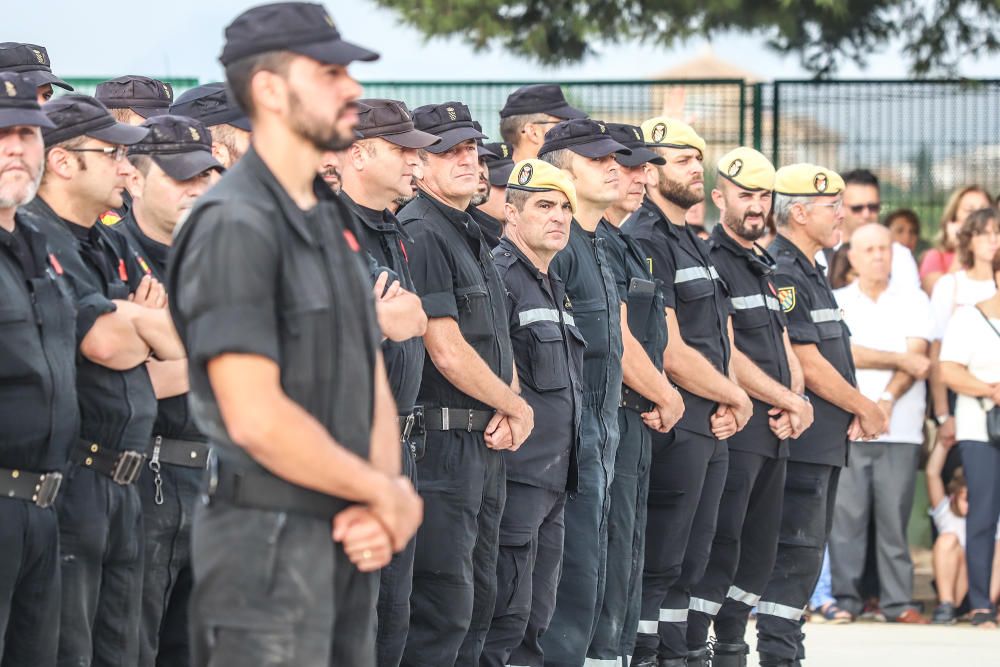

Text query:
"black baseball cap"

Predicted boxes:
[[170, 82, 250, 131], [470, 121, 498, 158], [482, 142, 514, 187], [411, 102, 486, 154], [499, 84, 586, 120], [538, 119, 631, 159], [96, 76, 173, 118], [606, 122, 665, 168], [220, 2, 379, 67], [0, 73, 54, 129], [42, 94, 150, 146], [355, 98, 440, 149], [0, 43, 73, 92], [129, 115, 224, 181]]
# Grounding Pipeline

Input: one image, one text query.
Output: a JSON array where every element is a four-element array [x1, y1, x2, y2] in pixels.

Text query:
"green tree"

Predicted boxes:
[[373, 0, 1000, 77]]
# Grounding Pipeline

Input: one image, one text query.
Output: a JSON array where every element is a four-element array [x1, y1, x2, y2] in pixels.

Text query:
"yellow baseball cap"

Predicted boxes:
[[717, 147, 775, 192], [640, 116, 706, 156], [507, 159, 578, 214], [774, 163, 845, 197]]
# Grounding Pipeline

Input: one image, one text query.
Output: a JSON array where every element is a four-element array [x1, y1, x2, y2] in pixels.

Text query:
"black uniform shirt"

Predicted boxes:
[[0, 215, 79, 470], [549, 219, 624, 405], [169, 148, 380, 494], [115, 213, 203, 443], [343, 192, 426, 414], [468, 206, 503, 250], [623, 197, 731, 437], [21, 197, 157, 454], [769, 233, 855, 467], [598, 221, 668, 373], [709, 225, 791, 458], [494, 237, 585, 492], [400, 192, 513, 409]]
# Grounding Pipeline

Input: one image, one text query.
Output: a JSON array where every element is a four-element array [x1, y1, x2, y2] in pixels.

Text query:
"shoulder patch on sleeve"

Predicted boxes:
[[777, 286, 796, 313]]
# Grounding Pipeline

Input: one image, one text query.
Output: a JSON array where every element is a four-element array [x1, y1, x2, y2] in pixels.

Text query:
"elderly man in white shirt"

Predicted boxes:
[[829, 223, 932, 624]]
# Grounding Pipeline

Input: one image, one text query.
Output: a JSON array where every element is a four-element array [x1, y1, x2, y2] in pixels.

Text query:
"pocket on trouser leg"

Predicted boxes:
[[495, 533, 533, 617]]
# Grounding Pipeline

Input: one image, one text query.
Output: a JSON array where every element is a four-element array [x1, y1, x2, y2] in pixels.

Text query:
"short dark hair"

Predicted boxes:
[[505, 187, 531, 212], [882, 208, 920, 235], [499, 112, 550, 145], [127, 153, 154, 177], [224, 51, 296, 118], [842, 169, 879, 189], [538, 148, 574, 172]]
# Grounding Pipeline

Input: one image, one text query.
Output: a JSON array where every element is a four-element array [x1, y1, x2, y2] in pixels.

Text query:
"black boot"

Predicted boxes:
[[711, 641, 749, 667], [758, 652, 796, 667], [658, 658, 688, 667], [685, 646, 712, 667], [630, 649, 659, 667]]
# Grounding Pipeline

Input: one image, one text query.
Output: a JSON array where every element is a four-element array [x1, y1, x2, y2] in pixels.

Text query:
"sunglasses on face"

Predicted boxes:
[[847, 203, 881, 215]]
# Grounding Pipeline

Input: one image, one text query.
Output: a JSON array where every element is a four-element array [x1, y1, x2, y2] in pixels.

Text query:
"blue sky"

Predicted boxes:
[[11, 1, 1000, 83]]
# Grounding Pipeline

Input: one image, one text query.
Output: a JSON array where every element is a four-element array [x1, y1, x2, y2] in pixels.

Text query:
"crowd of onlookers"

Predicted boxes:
[[754, 176, 1000, 628]]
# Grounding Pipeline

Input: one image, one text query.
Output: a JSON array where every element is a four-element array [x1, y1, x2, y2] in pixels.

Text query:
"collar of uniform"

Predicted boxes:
[[121, 212, 169, 269], [772, 233, 822, 277], [498, 236, 548, 281], [416, 190, 478, 238], [340, 191, 396, 233], [640, 195, 682, 241]]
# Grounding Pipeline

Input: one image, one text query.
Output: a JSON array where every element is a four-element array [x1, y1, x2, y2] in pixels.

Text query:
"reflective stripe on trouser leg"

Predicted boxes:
[[688, 597, 722, 615], [583, 659, 621, 666], [727, 585, 761, 606], [756, 601, 805, 621]]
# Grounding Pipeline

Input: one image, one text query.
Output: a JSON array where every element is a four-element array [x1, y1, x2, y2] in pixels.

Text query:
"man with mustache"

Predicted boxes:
[[467, 128, 503, 248], [399, 101, 531, 666], [338, 97, 439, 667], [623, 118, 753, 667], [686, 148, 814, 667], [168, 4, 422, 665], [477, 141, 514, 224]]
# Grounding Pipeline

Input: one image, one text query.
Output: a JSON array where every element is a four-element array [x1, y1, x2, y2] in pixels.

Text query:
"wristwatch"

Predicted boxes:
[[879, 390, 895, 403], [936, 414, 951, 426]]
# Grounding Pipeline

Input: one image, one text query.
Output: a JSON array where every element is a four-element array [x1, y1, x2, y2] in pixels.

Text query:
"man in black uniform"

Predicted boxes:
[[482, 158, 585, 667], [21, 92, 186, 667], [0, 71, 71, 667], [686, 148, 814, 667], [591, 122, 685, 667], [468, 125, 503, 248], [114, 114, 223, 667], [623, 117, 753, 667], [535, 118, 628, 667], [399, 100, 532, 667], [169, 82, 252, 169], [0, 42, 73, 103], [499, 84, 586, 163], [168, 4, 423, 666], [338, 97, 439, 667], [478, 140, 514, 225], [757, 164, 887, 667]]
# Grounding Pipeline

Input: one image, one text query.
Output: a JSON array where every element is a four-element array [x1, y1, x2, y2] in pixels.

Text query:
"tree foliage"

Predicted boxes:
[[372, 0, 1000, 77]]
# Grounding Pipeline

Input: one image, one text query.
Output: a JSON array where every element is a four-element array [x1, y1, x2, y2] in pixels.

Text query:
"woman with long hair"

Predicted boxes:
[[920, 186, 993, 294]]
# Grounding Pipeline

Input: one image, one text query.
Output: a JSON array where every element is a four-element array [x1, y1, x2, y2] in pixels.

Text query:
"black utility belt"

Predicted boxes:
[[399, 406, 424, 441], [206, 458, 346, 520], [151, 435, 209, 469], [71, 440, 145, 485], [0, 467, 62, 508], [422, 407, 494, 432], [620, 386, 655, 414]]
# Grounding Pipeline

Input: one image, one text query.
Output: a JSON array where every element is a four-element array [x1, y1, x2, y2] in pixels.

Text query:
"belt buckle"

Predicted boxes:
[[34, 472, 63, 508], [112, 451, 145, 485], [400, 413, 415, 441]]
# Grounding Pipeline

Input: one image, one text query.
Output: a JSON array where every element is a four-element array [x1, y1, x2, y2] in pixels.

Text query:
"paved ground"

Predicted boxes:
[[742, 619, 998, 666]]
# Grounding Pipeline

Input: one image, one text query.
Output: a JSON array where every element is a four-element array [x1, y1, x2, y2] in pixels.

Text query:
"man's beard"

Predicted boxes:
[[724, 208, 766, 242], [0, 162, 43, 208], [289, 90, 356, 152], [658, 174, 703, 210]]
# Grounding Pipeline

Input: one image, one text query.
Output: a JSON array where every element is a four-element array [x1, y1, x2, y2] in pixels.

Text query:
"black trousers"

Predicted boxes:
[[756, 462, 840, 663], [958, 441, 1000, 611], [402, 430, 506, 667], [57, 467, 144, 667], [190, 500, 378, 667], [687, 451, 786, 649], [377, 437, 419, 667], [590, 408, 651, 662], [138, 462, 202, 667], [634, 430, 728, 661], [0, 499, 60, 667], [481, 483, 566, 667]]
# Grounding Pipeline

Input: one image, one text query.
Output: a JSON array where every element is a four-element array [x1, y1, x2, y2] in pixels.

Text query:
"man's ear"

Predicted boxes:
[[124, 163, 145, 200], [44, 147, 74, 181], [211, 142, 231, 169], [710, 188, 725, 210]]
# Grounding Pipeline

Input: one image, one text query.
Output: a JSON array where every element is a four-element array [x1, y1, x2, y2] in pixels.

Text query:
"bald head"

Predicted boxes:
[[847, 223, 892, 283]]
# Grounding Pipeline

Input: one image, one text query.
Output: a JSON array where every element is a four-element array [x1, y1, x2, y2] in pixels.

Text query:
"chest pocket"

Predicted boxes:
[[675, 275, 715, 303], [521, 322, 570, 392], [626, 278, 656, 342], [0, 307, 27, 326], [732, 303, 771, 330], [456, 284, 492, 341]]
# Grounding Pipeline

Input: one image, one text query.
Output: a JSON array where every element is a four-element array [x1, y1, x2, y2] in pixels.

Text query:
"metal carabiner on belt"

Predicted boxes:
[[149, 436, 164, 506]]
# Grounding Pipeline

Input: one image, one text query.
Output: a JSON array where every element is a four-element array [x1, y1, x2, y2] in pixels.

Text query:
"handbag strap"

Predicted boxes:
[[973, 305, 1000, 411]]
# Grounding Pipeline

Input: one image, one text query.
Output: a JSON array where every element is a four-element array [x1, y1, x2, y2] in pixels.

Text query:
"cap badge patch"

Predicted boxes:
[[728, 159, 743, 177], [651, 122, 667, 144], [814, 173, 828, 193], [324, 14, 335, 27], [633, 128, 641, 140], [777, 286, 796, 313], [598, 123, 606, 133], [501, 144, 509, 158], [189, 127, 201, 141], [564, 294, 573, 311], [446, 106, 457, 121], [4, 81, 15, 97], [31, 49, 45, 65], [162, 83, 170, 97], [517, 163, 533, 186]]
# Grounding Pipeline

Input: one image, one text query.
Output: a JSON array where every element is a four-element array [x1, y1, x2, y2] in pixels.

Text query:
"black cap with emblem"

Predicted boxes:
[[0, 72, 55, 129], [538, 118, 631, 159], [471, 121, 497, 158], [411, 102, 486, 154], [355, 98, 440, 149], [220, 2, 379, 66], [482, 142, 514, 187], [606, 122, 665, 168], [96, 76, 173, 119], [499, 84, 586, 120], [0, 42, 73, 92], [128, 115, 224, 181], [42, 94, 150, 146], [169, 82, 250, 131]]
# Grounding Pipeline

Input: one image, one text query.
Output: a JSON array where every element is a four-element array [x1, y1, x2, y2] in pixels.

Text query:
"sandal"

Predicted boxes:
[[810, 602, 853, 624], [970, 610, 997, 628]]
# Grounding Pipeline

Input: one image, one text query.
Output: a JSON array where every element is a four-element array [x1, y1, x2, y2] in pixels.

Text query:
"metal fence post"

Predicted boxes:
[[771, 81, 780, 167], [751, 83, 763, 153]]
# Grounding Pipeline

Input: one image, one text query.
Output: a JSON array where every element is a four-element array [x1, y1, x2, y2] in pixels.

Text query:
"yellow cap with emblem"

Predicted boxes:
[[717, 147, 775, 192], [640, 116, 706, 156], [507, 159, 578, 214], [773, 163, 845, 197]]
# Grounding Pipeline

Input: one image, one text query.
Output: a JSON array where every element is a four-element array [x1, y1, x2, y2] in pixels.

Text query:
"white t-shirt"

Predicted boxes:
[[929, 271, 997, 340], [930, 497, 1000, 547], [939, 305, 1000, 443], [834, 282, 931, 444]]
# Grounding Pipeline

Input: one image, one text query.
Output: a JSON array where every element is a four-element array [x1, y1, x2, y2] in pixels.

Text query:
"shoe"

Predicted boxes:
[[685, 646, 711, 667], [630, 651, 658, 667], [809, 601, 853, 624], [970, 610, 998, 628], [658, 658, 687, 667], [711, 640, 749, 667], [859, 599, 887, 623], [931, 602, 957, 625], [758, 652, 796, 667], [890, 608, 929, 624]]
